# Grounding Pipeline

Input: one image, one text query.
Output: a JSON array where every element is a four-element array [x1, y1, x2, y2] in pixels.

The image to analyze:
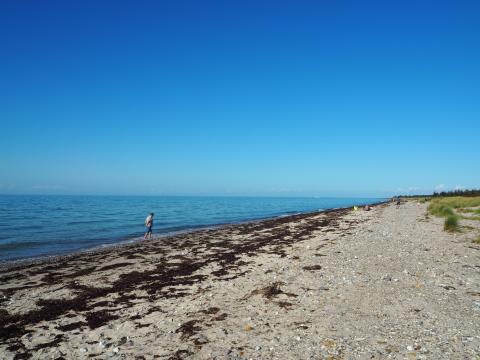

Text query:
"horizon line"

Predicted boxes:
[[0, 193, 391, 199]]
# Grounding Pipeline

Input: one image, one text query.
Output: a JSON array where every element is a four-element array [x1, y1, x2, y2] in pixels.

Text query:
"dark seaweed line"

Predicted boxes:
[[0, 206, 365, 358], [0, 201, 387, 273]]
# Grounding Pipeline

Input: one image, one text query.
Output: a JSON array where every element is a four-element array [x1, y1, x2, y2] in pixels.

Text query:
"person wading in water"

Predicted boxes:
[[144, 212, 154, 240]]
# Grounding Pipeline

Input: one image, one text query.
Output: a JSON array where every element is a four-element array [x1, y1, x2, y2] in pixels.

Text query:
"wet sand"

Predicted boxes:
[[1, 202, 479, 359]]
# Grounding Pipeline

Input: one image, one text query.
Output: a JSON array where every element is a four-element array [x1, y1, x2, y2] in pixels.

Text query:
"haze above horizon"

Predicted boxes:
[[1, 1, 479, 197]]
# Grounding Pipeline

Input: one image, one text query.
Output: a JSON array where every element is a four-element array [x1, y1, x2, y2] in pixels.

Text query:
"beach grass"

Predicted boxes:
[[461, 215, 480, 221], [428, 203, 455, 217], [458, 208, 480, 214], [473, 235, 480, 244], [444, 215, 460, 232], [427, 196, 480, 232], [428, 196, 480, 216], [428, 196, 480, 211], [458, 208, 480, 221]]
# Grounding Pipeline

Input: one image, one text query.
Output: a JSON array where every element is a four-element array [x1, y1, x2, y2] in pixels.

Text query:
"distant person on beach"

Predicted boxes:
[[144, 213, 154, 240]]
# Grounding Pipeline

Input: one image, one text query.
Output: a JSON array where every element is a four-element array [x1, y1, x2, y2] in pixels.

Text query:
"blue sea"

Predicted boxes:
[[0, 195, 383, 262]]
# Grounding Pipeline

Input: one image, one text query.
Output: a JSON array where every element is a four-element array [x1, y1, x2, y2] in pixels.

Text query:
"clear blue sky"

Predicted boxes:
[[1, 1, 479, 197]]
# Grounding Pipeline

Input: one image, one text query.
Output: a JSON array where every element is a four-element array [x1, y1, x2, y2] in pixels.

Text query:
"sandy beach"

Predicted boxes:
[[1, 201, 479, 359]]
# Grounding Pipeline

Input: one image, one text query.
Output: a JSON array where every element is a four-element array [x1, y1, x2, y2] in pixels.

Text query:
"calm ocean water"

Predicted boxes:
[[0, 195, 383, 262]]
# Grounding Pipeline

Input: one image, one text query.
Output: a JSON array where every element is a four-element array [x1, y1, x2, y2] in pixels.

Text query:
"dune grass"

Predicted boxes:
[[428, 196, 480, 210], [472, 234, 480, 244], [444, 215, 460, 232], [458, 208, 480, 221], [428, 203, 455, 217], [458, 208, 480, 214], [428, 196, 480, 216], [428, 196, 480, 232], [460, 214, 480, 221]]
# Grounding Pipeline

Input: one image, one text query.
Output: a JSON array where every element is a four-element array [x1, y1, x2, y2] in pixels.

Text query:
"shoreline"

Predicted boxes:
[[0, 200, 386, 271], [3, 201, 476, 359]]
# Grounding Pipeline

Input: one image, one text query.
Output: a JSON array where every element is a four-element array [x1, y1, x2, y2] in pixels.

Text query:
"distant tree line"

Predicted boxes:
[[397, 194, 430, 198], [398, 189, 480, 198], [431, 189, 480, 197]]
